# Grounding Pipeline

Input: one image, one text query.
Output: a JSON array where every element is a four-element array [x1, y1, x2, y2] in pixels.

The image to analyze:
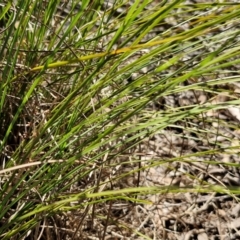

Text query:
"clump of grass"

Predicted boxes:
[[1, 0, 240, 239]]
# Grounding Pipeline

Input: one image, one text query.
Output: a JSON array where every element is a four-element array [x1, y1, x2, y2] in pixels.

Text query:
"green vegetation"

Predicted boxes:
[[1, 0, 240, 239]]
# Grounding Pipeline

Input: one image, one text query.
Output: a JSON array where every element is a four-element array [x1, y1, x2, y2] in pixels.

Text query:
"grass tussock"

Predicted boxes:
[[1, 0, 240, 239]]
